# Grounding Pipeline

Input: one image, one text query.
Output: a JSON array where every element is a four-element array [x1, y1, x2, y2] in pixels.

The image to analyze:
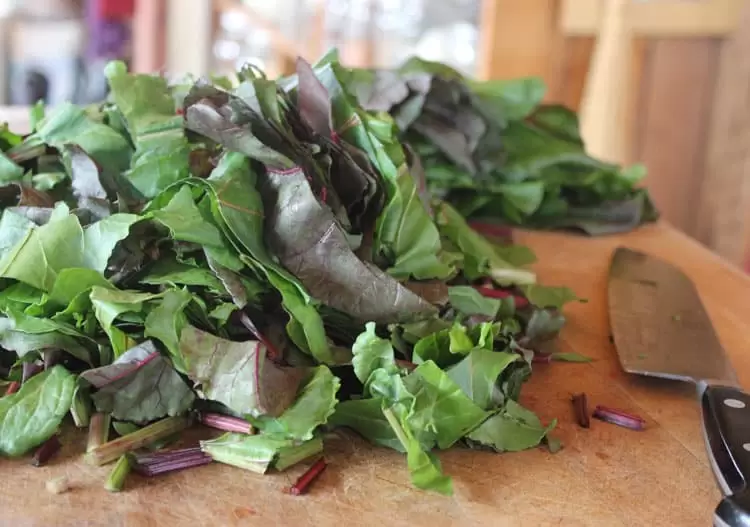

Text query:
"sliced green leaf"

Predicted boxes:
[[0, 365, 75, 456]]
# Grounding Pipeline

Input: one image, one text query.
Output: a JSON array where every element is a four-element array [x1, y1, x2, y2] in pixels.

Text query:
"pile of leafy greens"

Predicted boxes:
[[341, 55, 658, 235], [0, 54, 584, 495]]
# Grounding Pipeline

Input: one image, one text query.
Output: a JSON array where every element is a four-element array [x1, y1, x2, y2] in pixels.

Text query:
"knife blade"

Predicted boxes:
[[608, 247, 750, 527]]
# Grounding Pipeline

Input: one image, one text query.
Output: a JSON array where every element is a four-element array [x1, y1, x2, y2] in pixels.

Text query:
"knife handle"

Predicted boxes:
[[716, 491, 750, 527], [701, 384, 750, 527]]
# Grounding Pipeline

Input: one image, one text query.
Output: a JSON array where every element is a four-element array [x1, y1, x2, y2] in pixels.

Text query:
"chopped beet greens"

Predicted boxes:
[[0, 51, 654, 496]]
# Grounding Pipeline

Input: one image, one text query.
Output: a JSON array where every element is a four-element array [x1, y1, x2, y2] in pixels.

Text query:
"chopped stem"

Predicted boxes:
[[288, 457, 327, 495], [32, 435, 61, 467], [571, 393, 590, 428], [105, 454, 133, 492], [199, 412, 254, 434], [133, 449, 213, 476], [87, 413, 111, 453], [592, 405, 645, 431], [134, 447, 203, 465], [85, 416, 190, 466], [382, 406, 409, 452], [5, 381, 20, 396]]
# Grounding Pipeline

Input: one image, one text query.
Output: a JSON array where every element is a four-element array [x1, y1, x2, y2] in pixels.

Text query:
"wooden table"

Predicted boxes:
[[1, 222, 748, 526]]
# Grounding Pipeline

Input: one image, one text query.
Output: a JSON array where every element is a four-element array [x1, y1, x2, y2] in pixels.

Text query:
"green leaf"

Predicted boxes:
[[492, 244, 537, 267], [412, 325, 473, 368], [31, 172, 66, 191], [351, 322, 396, 384], [0, 211, 35, 262], [329, 397, 404, 452], [178, 325, 306, 417], [466, 400, 554, 452], [310, 62, 455, 281], [525, 308, 566, 345], [520, 284, 580, 310], [34, 102, 132, 176], [81, 340, 194, 423], [200, 432, 323, 473], [208, 303, 238, 325], [90, 286, 162, 356], [0, 318, 93, 364], [407, 447, 453, 496], [205, 153, 331, 363], [0, 213, 85, 291], [447, 286, 500, 318], [29, 101, 45, 131], [150, 186, 224, 247], [83, 214, 142, 273], [446, 349, 521, 410], [105, 61, 191, 197], [435, 200, 536, 286], [528, 104, 583, 145], [404, 361, 488, 449], [0, 152, 23, 184], [469, 77, 547, 122], [255, 365, 340, 440], [141, 259, 225, 291], [378, 158, 456, 281], [382, 405, 453, 495], [144, 288, 193, 369], [492, 182, 545, 216], [206, 254, 264, 306], [0, 365, 75, 456]]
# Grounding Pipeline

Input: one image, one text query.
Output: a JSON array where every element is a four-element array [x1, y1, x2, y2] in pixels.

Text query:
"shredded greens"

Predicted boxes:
[[0, 52, 619, 495], [343, 55, 658, 234]]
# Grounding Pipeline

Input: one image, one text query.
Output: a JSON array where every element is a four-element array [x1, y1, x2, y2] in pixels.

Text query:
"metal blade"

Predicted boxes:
[[607, 247, 738, 385]]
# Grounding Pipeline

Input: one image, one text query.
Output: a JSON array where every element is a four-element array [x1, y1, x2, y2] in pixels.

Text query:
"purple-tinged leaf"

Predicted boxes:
[[178, 325, 306, 418], [79, 341, 158, 388], [260, 165, 436, 324], [80, 340, 195, 423], [295, 58, 334, 138]]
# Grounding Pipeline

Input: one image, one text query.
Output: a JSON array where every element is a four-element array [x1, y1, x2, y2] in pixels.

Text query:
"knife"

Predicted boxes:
[[608, 247, 750, 527]]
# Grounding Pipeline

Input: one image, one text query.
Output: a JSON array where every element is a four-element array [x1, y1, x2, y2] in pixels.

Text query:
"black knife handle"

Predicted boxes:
[[701, 384, 750, 527], [716, 491, 750, 527]]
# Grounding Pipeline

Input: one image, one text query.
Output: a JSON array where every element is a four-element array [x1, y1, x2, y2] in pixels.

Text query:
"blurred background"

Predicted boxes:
[[1, 0, 749, 270]]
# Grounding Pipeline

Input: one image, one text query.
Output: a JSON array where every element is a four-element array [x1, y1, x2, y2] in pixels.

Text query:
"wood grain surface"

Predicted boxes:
[[0, 222, 746, 526]]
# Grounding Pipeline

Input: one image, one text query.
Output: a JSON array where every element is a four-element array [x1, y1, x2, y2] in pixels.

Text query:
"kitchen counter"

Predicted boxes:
[[0, 221, 747, 526]]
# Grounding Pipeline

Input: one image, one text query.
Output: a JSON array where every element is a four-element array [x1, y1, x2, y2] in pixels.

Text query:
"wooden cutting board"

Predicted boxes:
[[1, 221, 747, 527]]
